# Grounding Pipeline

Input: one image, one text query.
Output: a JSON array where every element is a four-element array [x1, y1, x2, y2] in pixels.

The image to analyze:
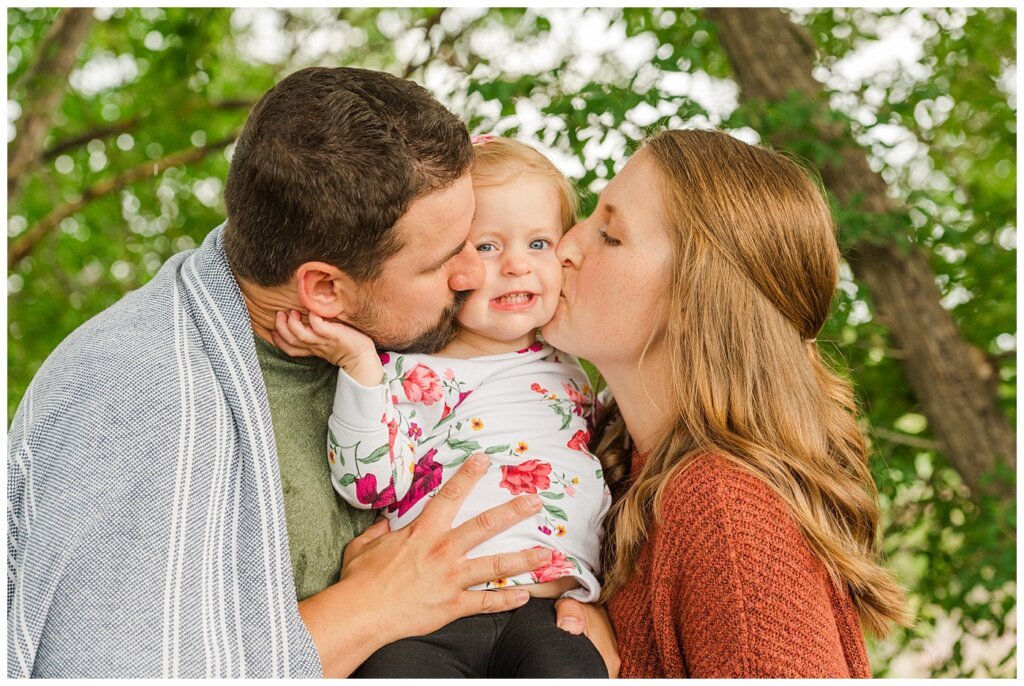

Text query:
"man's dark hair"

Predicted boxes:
[[223, 67, 472, 286]]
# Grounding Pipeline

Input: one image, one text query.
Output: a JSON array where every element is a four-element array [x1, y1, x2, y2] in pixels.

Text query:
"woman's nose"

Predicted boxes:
[[448, 242, 485, 292], [556, 221, 584, 269]]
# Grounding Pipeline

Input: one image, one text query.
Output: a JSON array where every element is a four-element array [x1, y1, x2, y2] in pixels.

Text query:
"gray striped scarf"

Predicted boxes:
[[7, 225, 322, 677]]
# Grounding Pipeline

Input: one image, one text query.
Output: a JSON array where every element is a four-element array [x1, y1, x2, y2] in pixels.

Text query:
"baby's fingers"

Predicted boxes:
[[284, 309, 326, 345], [273, 311, 303, 346], [307, 311, 347, 338], [270, 328, 314, 357]]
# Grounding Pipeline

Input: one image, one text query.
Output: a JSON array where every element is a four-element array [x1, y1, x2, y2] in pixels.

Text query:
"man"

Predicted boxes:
[[7, 67, 613, 677]]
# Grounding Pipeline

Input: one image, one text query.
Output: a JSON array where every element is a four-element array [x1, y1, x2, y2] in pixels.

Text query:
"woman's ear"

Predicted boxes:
[[294, 262, 358, 320]]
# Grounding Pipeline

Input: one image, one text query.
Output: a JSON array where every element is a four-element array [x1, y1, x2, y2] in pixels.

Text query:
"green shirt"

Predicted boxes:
[[254, 336, 377, 601]]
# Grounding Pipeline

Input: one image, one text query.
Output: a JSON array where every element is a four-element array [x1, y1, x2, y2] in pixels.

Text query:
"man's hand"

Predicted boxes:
[[297, 453, 554, 677], [272, 309, 384, 386], [554, 598, 621, 678]]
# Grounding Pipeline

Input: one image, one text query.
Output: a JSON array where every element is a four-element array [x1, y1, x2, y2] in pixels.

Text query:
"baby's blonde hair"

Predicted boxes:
[[470, 137, 578, 233]]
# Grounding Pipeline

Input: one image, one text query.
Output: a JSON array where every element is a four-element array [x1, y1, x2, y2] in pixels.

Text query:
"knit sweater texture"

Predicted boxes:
[[607, 453, 872, 678]]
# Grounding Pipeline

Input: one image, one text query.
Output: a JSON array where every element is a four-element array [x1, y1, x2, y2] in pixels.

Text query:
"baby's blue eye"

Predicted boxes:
[[529, 239, 550, 250], [476, 243, 496, 252]]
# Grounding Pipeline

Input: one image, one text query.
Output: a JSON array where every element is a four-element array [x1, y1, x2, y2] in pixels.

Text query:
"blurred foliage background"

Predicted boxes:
[[6, 7, 1016, 677]]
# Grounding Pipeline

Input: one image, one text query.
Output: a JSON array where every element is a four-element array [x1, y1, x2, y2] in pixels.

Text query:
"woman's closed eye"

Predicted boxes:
[[598, 228, 622, 247]]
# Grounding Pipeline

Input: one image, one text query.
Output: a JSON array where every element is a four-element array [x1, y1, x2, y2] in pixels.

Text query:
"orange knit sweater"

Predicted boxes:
[[606, 454, 872, 678]]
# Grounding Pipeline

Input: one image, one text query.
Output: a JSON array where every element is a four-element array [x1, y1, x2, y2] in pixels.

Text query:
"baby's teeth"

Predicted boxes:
[[500, 293, 530, 303]]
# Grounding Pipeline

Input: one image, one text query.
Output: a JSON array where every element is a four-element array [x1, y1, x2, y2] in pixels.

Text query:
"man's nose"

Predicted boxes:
[[448, 242, 485, 292]]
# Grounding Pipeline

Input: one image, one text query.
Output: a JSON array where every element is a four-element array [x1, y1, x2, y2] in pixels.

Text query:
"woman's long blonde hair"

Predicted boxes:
[[595, 129, 910, 637]]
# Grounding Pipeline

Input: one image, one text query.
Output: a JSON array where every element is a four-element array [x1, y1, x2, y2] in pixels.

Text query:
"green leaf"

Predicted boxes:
[[447, 437, 481, 452], [446, 452, 471, 469], [540, 491, 564, 499], [543, 504, 568, 521], [337, 473, 356, 486], [395, 356, 404, 377], [358, 444, 389, 464], [485, 444, 510, 454]]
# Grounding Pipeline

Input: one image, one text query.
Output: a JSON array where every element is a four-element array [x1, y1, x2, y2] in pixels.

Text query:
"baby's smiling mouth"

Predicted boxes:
[[490, 291, 539, 310], [493, 291, 535, 304]]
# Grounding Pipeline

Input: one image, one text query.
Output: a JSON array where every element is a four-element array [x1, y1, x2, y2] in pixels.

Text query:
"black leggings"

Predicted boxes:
[[353, 597, 608, 678]]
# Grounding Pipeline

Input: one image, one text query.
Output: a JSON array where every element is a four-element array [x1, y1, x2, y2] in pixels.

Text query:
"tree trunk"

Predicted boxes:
[[8, 8, 95, 198], [707, 8, 1015, 498]]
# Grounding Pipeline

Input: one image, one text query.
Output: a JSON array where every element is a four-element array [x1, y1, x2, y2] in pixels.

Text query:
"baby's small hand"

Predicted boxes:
[[272, 310, 383, 385]]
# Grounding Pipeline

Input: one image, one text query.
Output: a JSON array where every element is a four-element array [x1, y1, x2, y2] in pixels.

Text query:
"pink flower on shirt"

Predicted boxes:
[[401, 364, 443, 405], [386, 417, 399, 460], [517, 341, 545, 354], [563, 383, 587, 416], [408, 423, 423, 441], [530, 547, 576, 583], [354, 474, 397, 508], [439, 389, 474, 423], [567, 429, 590, 453], [387, 448, 443, 517], [499, 460, 552, 495]]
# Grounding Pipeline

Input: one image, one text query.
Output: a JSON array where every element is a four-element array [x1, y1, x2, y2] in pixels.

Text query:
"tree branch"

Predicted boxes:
[[44, 116, 144, 162], [8, 8, 95, 199], [9, 134, 237, 270], [871, 427, 942, 452], [43, 99, 254, 163]]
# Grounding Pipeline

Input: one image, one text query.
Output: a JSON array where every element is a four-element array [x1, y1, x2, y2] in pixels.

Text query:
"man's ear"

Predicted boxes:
[[294, 262, 359, 320]]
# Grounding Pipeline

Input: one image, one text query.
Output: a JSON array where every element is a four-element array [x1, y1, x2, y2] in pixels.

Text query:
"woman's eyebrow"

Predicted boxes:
[[605, 203, 625, 228]]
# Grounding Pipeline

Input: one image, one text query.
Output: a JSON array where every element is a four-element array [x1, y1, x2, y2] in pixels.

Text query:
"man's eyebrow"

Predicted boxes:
[[432, 241, 467, 270]]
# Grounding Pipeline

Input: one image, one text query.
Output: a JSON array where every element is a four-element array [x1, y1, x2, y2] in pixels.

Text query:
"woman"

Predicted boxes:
[[542, 129, 910, 677]]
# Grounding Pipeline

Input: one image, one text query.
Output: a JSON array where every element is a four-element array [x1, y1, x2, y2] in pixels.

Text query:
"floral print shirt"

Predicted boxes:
[[327, 342, 611, 601]]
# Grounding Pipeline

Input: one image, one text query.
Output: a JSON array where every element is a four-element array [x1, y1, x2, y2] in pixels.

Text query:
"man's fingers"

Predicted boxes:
[[457, 548, 553, 590], [554, 597, 588, 635], [458, 588, 531, 616], [446, 492, 542, 553], [414, 454, 490, 529]]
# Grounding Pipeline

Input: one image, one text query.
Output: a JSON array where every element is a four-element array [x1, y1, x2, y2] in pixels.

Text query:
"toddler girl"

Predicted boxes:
[[275, 137, 610, 677]]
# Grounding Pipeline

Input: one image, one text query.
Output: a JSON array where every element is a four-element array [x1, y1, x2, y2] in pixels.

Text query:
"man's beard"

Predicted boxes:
[[349, 289, 470, 355]]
